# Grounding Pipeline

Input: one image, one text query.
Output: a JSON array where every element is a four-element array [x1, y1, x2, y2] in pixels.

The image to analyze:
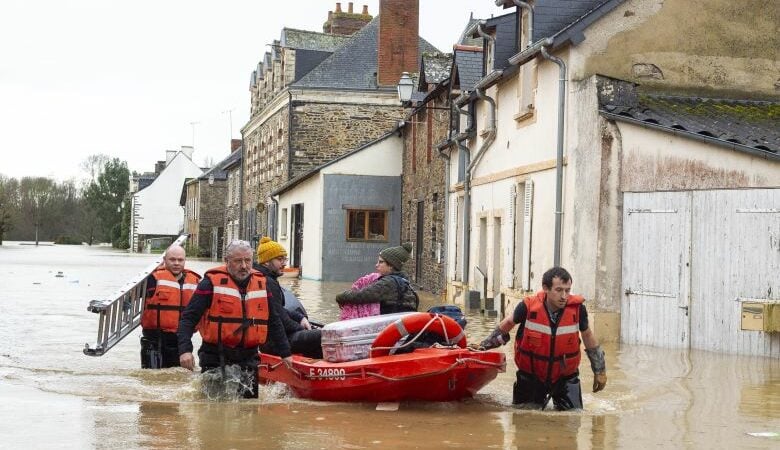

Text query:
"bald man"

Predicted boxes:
[[140, 245, 201, 369]]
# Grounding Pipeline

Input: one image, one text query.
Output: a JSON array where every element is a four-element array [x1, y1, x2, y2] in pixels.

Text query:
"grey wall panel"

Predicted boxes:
[[321, 174, 402, 281]]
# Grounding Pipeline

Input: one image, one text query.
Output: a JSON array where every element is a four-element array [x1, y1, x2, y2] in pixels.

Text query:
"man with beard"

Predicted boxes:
[[254, 237, 322, 359], [177, 240, 291, 398]]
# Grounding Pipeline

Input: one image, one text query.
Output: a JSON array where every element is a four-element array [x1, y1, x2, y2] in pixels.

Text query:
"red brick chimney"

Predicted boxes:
[[230, 139, 242, 152], [377, 0, 419, 87]]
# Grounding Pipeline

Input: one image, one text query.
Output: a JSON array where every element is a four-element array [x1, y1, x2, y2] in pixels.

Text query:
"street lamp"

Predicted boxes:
[[397, 72, 414, 104], [396, 71, 451, 112]]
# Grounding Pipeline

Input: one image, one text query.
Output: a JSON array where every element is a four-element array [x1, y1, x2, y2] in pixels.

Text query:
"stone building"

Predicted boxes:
[[240, 0, 437, 251], [180, 140, 242, 258], [400, 53, 453, 294], [222, 146, 242, 251]]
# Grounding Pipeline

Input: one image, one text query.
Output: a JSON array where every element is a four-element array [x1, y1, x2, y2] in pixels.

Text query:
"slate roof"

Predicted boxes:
[[221, 148, 242, 171], [421, 53, 453, 86], [457, 16, 483, 47], [452, 46, 483, 91], [483, 12, 518, 70], [280, 28, 351, 52], [600, 93, 780, 159], [494, 0, 627, 48], [293, 16, 439, 90], [197, 148, 243, 182]]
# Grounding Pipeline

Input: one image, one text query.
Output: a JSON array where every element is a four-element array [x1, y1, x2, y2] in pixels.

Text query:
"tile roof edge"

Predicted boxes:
[[600, 110, 780, 161]]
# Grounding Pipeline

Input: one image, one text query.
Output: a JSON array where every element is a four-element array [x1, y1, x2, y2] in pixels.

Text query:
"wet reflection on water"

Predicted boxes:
[[1, 243, 779, 449]]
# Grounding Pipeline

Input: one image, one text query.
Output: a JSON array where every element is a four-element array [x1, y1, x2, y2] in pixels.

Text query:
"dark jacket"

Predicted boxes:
[[253, 263, 304, 335], [335, 271, 419, 314], [177, 273, 291, 358]]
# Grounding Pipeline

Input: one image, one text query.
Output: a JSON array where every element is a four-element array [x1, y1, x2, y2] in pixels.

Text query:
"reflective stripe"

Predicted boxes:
[[156, 280, 197, 291], [556, 324, 579, 335], [213, 286, 241, 298], [394, 319, 409, 337], [524, 320, 579, 337], [524, 321, 552, 335], [245, 290, 267, 300], [448, 330, 465, 345], [212, 287, 266, 299]]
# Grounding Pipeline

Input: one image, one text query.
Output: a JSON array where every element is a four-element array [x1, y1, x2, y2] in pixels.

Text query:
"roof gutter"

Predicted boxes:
[[508, 37, 551, 66]]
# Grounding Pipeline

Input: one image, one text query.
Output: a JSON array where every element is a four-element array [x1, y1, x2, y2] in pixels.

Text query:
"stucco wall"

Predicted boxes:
[[134, 153, 203, 237], [276, 175, 322, 279], [572, 0, 780, 99]]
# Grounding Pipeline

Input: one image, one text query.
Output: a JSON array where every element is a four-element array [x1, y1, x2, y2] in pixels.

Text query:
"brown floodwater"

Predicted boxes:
[[0, 243, 778, 449]]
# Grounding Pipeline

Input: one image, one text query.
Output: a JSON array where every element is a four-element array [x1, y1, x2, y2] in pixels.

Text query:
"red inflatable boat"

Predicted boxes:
[[258, 312, 505, 402], [258, 347, 505, 402]]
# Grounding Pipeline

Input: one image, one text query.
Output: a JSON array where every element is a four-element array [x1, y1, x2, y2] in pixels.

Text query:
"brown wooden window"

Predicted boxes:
[[346, 209, 388, 241]]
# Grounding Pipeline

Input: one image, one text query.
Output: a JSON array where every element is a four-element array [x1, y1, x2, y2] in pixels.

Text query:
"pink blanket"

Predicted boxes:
[[339, 272, 381, 320]]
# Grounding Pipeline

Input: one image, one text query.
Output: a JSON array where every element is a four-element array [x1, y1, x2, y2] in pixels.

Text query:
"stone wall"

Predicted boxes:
[[289, 101, 400, 178], [401, 94, 449, 294], [243, 106, 290, 238], [223, 166, 242, 254], [196, 179, 227, 257]]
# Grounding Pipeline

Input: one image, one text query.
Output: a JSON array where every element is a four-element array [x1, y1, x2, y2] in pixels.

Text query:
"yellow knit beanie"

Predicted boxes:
[[256, 236, 287, 264]]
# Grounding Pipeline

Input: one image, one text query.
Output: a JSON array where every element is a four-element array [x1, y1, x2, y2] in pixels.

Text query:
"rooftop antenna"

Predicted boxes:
[[222, 108, 235, 140], [189, 121, 200, 148]]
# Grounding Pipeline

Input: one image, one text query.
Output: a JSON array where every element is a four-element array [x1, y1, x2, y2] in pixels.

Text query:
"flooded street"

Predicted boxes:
[[1, 243, 778, 449]]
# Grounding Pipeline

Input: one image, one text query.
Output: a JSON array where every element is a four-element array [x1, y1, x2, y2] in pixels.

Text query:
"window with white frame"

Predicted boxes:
[[280, 208, 288, 238]]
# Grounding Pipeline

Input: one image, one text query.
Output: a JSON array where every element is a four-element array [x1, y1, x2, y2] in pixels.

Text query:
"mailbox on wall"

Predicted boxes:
[[740, 301, 780, 332]]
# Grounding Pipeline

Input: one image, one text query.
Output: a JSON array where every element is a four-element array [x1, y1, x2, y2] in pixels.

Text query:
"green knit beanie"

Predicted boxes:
[[380, 242, 413, 271]]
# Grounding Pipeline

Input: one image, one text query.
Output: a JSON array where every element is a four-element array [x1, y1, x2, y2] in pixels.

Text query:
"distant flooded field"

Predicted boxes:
[[0, 243, 778, 449]]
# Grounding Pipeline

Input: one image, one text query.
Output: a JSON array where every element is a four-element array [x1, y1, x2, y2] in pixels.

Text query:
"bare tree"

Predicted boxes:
[[80, 154, 111, 183]]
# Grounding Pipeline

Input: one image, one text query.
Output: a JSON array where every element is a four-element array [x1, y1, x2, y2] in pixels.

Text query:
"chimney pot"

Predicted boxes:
[[335, 2, 341, 13], [362, 4, 368, 14], [348, 2, 353, 13]]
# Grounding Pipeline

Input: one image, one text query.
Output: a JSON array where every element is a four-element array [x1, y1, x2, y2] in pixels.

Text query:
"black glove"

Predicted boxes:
[[478, 327, 510, 350], [585, 345, 607, 393], [585, 345, 605, 373]]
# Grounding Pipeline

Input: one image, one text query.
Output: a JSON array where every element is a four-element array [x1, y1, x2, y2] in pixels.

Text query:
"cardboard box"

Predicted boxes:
[[320, 312, 414, 362]]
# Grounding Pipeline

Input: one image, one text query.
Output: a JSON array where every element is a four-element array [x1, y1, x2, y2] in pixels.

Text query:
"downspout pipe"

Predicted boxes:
[[436, 140, 451, 293], [540, 44, 567, 267], [463, 22, 499, 285], [463, 87, 497, 284], [270, 196, 280, 240], [456, 135, 472, 285]]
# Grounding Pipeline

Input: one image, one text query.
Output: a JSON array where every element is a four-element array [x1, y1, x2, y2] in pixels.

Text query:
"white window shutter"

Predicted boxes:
[[522, 180, 534, 290]]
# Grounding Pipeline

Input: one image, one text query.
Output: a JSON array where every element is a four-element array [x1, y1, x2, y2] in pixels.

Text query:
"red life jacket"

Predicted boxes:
[[199, 266, 270, 349], [514, 291, 583, 384], [141, 268, 201, 332]]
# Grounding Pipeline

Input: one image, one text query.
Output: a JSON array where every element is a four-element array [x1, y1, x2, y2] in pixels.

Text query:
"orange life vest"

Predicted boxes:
[[199, 266, 270, 349], [141, 268, 201, 332], [514, 291, 583, 384]]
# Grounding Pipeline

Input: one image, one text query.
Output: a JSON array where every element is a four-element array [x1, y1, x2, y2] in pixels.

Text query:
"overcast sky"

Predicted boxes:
[[0, 0, 502, 182]]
